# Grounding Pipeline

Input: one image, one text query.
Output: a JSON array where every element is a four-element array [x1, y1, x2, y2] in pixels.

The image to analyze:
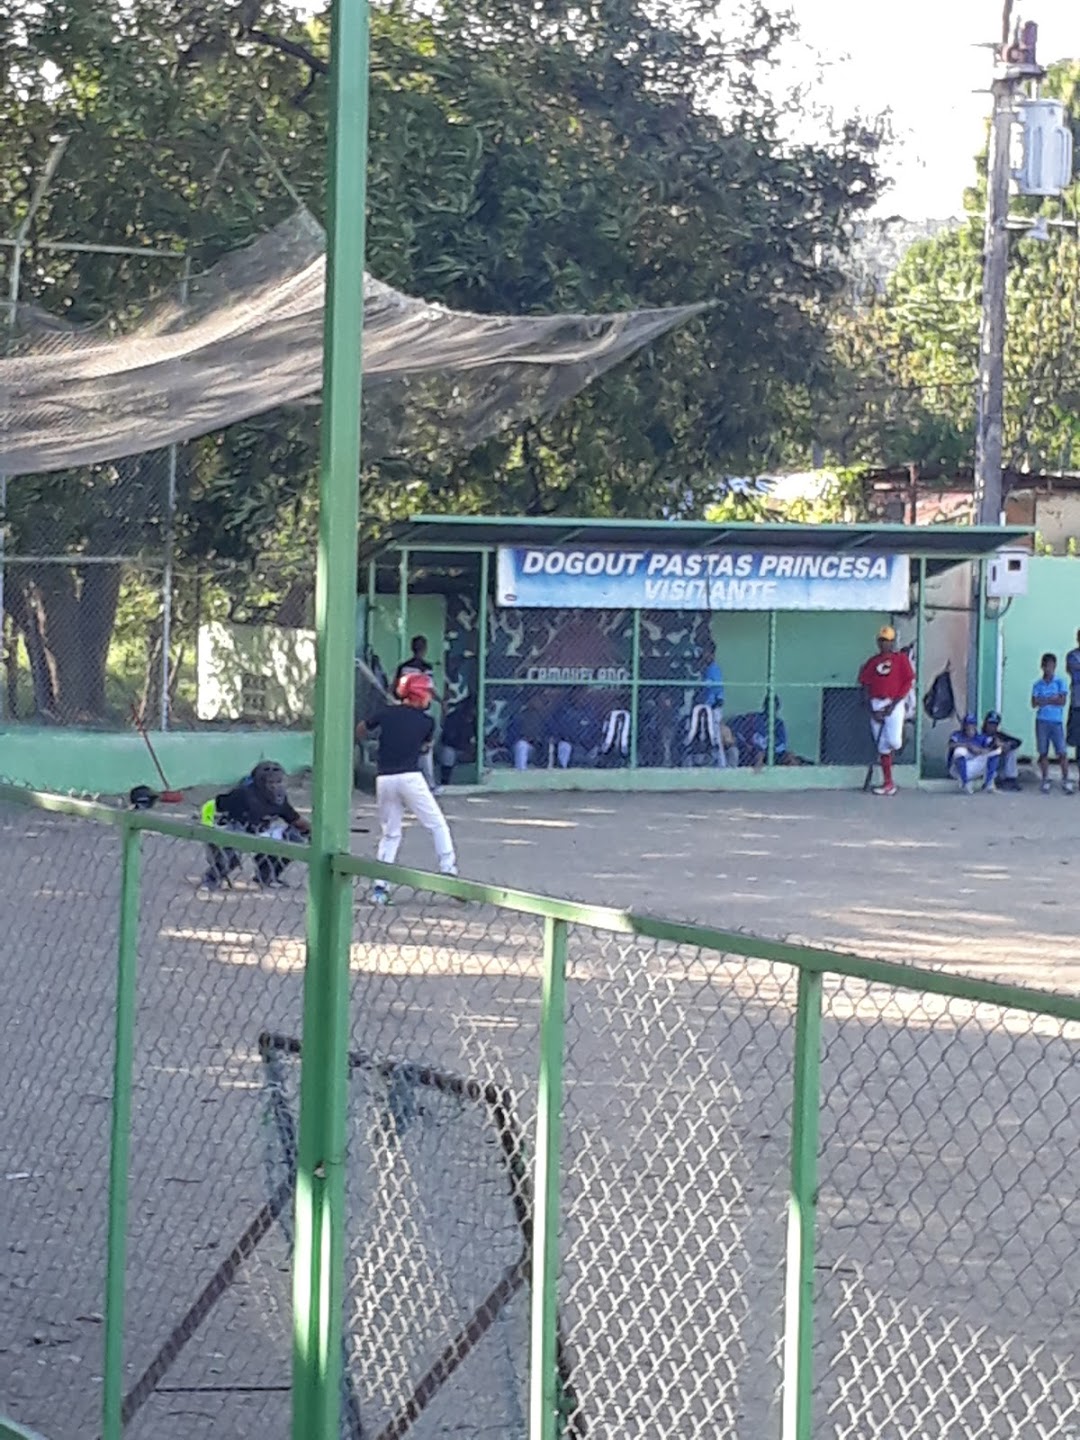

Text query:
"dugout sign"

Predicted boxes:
[[496, 547, 910, 612]]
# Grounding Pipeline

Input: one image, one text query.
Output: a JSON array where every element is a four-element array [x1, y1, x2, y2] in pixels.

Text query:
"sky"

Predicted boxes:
[[787, 0, 1079, 218], [294, 1, 1078, 220]]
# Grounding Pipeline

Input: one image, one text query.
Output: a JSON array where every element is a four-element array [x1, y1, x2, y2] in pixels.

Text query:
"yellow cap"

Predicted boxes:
[[877, 625, 897, 642]]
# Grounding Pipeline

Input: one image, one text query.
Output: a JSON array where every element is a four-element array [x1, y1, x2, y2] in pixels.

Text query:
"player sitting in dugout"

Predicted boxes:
[[201, 761, 310, 890], [728, 695, 804, 769]]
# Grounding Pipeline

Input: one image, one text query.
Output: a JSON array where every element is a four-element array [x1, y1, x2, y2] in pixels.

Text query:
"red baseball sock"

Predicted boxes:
[[881, 752, 894, 787]]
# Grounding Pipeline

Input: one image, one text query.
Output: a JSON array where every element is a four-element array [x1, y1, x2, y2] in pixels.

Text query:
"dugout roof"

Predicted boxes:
[[362, 516, 1031, 578]]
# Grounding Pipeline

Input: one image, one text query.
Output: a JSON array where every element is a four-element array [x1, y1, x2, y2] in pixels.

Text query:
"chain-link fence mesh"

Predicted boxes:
[[366, 588, 917, 777], [120, 829, 310, 1440], [0, 555, 314, 730], [557, 929, 796, 1438], [815, 979, 1080, 1440], [347, 882, 545, 1438], [0, 803, 121, 1440], [3, 792, 1079, 1440]]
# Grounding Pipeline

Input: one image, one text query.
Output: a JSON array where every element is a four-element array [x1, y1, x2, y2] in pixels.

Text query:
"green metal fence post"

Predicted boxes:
[[102, 822, 142, 1440], [915, 557, 927, 779], [767, 609, 777, 767], [477, 548, 489, 777], [398, 545, 409, 667], [630, 608, 641, 770], [782, 967, 823, 1440], [291, 1, 368, 1438], [530, 916, 569, 1440]]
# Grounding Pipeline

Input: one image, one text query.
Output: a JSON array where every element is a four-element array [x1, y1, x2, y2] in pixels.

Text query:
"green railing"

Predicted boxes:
[[2, 781, 1078, 1440]]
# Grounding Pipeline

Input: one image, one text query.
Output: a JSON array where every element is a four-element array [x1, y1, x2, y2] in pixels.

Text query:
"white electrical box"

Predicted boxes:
[[986, 549, 1029, 598], [1016, 99, 1074, 197]]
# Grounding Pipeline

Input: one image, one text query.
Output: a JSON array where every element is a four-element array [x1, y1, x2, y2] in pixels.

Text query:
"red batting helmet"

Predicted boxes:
[[399, 671, 434, 708]]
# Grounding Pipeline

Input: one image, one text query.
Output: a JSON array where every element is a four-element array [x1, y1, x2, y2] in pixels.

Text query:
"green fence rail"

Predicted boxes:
[[2, 781, 1078, 1440]]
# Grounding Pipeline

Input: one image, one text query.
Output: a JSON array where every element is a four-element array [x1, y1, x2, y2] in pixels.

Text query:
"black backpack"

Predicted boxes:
[[923, 666, 956, 726]]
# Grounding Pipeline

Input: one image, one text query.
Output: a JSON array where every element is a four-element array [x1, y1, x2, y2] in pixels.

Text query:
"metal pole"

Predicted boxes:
[[291, 0, 368, 1437], [102, 824, 142, 1440], [766, 609, 777, 767], [974, 560, 985, 720], [160, 258, 191, 731], [629, 608, 640, 770], [781, 967, 823, 1440], [0, 139, 69, 722], [529, 916, 569, 1440], [398, 544, 409, 667], [477, 548, 489, 777], [974, 76, 1014, 525], [975, 5, 1039, 524], [915, 558, 927, 780]]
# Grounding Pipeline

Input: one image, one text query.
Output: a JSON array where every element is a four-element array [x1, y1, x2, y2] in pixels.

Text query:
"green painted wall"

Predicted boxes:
[[705, 610, 888, 761], [366, 594, 447, 697], [0, 729, 312, 798], [1000, 556, 1080, 755]]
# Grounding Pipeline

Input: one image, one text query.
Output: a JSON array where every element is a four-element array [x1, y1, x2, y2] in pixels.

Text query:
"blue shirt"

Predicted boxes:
[[730, 712, 787, 763], [701, 661, 724, 707], [1032, 676, 1068, 723], [948, 729, 992, 753], [1067, 648, 1080, 705]]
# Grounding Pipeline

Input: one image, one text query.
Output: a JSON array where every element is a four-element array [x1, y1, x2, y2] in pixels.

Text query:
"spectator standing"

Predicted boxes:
[[1066, 629, 1080, 776], [1031, 652, 1074, 794]]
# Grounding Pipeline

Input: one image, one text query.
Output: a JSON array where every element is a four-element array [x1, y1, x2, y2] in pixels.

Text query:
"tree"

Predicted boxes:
[[1, 0, 884, 717], [812, 60, 1080, 478]]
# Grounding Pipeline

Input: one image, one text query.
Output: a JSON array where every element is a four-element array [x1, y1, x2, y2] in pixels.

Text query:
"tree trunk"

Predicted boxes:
[[7, 580, 57, 718], [15, 564, 123, 722]]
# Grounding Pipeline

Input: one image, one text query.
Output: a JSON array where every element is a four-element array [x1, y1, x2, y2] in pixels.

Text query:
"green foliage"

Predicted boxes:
[[816, 60, 1080, 476], [1, 0, 884, 714]]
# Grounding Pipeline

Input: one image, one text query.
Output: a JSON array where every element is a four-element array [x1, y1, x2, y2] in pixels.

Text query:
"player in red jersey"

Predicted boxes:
[[857, 625, 915, 797]]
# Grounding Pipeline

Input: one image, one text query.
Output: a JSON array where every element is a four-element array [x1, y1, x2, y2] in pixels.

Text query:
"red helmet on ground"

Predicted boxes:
[[399, 671, 434, 708]]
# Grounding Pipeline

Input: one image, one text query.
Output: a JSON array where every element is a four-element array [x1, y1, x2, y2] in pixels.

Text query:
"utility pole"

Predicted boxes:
[[974, 3, 1042, 524]]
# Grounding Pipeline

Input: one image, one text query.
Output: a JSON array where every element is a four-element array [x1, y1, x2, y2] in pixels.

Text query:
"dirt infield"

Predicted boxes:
[[345, 784, 1080, 994], [1, 789, 1078, 1440]]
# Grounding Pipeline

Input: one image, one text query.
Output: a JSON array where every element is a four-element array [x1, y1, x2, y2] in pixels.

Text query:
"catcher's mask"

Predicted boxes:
[[252, 761, 288, 807]]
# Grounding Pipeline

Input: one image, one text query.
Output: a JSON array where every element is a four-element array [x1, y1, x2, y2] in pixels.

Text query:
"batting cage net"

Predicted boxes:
[[2, 792, 1078, 1440]]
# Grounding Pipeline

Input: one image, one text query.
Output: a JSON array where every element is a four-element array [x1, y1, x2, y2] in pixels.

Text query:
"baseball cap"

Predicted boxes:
[[962, 713, 978, 727], [984, 710, 1002, 725], [877, 625, 896, 642]]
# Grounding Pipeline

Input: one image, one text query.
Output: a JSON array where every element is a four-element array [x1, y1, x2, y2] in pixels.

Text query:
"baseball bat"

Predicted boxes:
[[131, 704, 184, 802]]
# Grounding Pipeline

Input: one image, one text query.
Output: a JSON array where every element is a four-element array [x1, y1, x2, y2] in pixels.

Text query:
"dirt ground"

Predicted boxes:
[[2, 787, 1079, 1440], [344, 782, 1080, 994]]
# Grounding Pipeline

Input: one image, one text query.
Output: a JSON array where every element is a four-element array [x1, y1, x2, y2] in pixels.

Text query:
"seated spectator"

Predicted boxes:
[[639, 689, 680, 767], [547, 690, 599, 768], [981, 710, 1021, 790], [729, 696, 790, 770], [947, 713, 1001, 794]]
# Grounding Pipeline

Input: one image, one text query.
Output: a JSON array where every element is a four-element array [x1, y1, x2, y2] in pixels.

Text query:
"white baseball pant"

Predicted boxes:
[[870, 699, 904, 754], [948, 748, 991, 783], [376, 771, 457, 873]]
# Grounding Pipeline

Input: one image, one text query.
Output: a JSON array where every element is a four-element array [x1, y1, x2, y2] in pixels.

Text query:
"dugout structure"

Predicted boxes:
[[358, 516, 1029, 792]]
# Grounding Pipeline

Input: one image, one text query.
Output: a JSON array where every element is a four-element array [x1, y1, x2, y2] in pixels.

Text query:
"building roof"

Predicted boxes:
[[363, 515, 1030, 577]]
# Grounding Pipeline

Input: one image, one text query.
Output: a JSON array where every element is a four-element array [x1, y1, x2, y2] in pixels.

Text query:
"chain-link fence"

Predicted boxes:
[[0, 554, 315, 731], [2, 787, 1078, 1440]]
